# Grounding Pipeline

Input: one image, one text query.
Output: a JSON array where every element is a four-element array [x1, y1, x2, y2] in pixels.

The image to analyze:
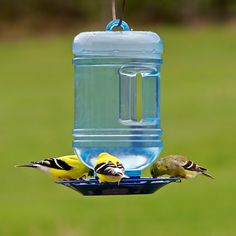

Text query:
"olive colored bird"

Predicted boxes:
[[151, 155, 214, 179], [16, 155, 94, 180]]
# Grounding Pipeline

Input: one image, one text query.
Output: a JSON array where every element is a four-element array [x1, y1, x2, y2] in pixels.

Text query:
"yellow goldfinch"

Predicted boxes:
[[94, 152, 128, 183], [151, 155, 214, 179], [16, 155, 94, 180]]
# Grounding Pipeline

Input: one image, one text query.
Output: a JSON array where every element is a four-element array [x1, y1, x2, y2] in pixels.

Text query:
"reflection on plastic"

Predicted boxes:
[[119, 65, 160, 125]]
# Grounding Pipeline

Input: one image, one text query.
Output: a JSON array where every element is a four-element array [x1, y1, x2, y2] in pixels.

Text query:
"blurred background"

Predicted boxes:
[[1, 0, 236, 235], [0, 0, 236, 37]]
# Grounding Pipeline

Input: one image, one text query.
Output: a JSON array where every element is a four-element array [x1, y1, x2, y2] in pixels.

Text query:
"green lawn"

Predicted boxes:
[[0, 25, 236, 236]]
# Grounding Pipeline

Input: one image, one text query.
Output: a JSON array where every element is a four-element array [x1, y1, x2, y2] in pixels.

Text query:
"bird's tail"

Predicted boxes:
[[116, 172, 129, 178], [15, 164, 37, 168], [122, 173, 130, 178], [197, 166, 214, 179], [202, 171, 214, 179]]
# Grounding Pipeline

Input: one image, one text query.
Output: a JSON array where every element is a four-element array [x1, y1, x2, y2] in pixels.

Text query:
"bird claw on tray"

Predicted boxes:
[[79, 174, 87, 180], [173, 177, 182, 183]]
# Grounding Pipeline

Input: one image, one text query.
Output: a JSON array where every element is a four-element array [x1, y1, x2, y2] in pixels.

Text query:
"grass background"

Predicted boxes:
[[0, 25, 235, 235]]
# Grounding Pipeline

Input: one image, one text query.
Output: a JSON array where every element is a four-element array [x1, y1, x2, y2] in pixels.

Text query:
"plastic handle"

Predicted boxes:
[[105, 20, 130, 31]]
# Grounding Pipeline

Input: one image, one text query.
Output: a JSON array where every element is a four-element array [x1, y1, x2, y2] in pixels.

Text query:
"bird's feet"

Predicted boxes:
[[170, 176, 182, 183], [79, 174, 87, 180]]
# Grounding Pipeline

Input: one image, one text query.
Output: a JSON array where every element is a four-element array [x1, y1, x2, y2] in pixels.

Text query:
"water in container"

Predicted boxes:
[[72, 20, 163, 177]]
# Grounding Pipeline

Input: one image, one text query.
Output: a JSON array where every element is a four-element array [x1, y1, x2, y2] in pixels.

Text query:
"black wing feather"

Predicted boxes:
[[95, 161, 123, 176], [182, 160, 197, 171], [33, 158, 73, 170]]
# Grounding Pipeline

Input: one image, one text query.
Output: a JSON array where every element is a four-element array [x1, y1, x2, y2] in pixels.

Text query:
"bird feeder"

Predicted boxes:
[[57, 6, 178, 195]]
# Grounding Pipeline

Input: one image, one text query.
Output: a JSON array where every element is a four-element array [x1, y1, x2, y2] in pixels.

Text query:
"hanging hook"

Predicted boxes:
[[118, 0, 126, 26], [111, 0, 127, 27]]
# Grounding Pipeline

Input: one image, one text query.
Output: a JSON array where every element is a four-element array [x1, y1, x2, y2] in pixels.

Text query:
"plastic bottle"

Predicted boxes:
[[72, 20, 163, 177]]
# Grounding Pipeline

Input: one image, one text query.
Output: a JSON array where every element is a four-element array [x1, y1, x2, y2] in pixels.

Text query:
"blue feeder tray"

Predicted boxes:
[[56, 177, 179, 196]]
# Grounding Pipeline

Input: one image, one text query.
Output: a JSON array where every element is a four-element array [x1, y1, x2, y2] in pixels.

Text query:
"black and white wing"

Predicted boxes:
[[95, 161, 124, 176], [180, 160, 198, 171], [32, 158, 73, 170]]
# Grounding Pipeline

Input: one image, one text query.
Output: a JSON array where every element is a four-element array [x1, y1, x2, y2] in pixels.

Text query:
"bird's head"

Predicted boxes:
[[88, 169, 94, 177], [150, 160, 166, 178], [150, 163, 159, 178], [150, 167, 156, 178], [97, 152, 109, 159]]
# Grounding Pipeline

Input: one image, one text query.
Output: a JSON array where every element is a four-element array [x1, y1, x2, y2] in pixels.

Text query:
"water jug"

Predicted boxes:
[[72, 20, 163, 177]]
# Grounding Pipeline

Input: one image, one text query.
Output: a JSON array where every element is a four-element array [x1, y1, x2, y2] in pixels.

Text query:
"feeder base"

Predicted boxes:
[[56, 177, 179, 196]]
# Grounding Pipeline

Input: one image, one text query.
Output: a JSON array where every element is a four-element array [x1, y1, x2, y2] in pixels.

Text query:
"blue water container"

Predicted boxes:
[[72, 20, 163, 177]]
